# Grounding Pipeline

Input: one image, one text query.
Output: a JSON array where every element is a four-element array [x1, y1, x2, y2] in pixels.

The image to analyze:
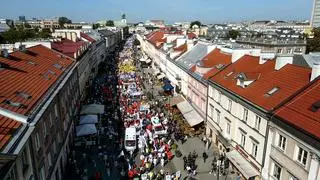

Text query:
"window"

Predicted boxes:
[[43, 122, 47, 137], [218, 91, 222, 104], [54, 104, 58, 118], [240, 133, 246, 147], [286, 48, 292, 54], [210, 105, 215, 119], [35, 133, 41, 151], [39, 166, 45, 180], [296, 147, 308, 166], [243, 108, 248, 122], [255, 115, 261, 131], [278, 134, 286, 151], [277, 49, 283, 53], [21, 150, 29, 173], [226, 121, 231, 135], [252, 142, 258, 158], [47, 152, 52, 167], [227, 99, 232, 112], [216, 110, 221, 124], [272, 163, 282, 180]]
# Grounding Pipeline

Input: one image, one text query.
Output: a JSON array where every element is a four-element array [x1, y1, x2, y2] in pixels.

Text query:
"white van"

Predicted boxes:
[[125, 127, 137, 152]]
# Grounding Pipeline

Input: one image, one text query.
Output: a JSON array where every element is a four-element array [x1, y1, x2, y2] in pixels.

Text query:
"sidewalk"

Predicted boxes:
[[171, 137, 237, 180]]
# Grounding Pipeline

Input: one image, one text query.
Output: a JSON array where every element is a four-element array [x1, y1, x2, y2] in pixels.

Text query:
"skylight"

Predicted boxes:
[[4, 100, 27, 108], [15, 91, 32, 100], [53, 63, 63, 70], [226, 71, 234, 77], [310, 100, 320, 112], [215, 64, 224, 69], [27, 61, 37, 66], [48, 70, 56, 75], [265, 87, 280, 97]]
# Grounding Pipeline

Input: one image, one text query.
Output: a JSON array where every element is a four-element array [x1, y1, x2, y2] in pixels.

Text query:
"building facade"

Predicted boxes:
[[312, 0, 320, 27]]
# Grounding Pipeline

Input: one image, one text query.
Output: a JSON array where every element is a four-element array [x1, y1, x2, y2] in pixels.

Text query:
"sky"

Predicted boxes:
[[0, 0, 314, 24]]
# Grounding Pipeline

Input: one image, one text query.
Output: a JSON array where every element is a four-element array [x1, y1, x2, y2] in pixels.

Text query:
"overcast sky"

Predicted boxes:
[[0, 0, 314, 23]]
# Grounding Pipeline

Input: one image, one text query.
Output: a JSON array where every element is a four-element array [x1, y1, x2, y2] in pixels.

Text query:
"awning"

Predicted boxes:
[[176, 101, 204, 127], [80, 104, 104, 115], [145, 59, 152, 64], [154, 69, 160, 75], [76, 124, 97, 137], [79, 115, 98, 125], [226, 150, 259, 179], [157, 73, 166, 80], [169, 95, 185, 106]]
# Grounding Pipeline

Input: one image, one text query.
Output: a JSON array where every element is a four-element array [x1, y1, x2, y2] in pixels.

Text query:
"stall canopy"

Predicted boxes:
[[80, 104, 104, 115], [163, 83, 174, 91], [226, 150, 259, 179], [145, 59, 152, 64], [176, 101, 204, 127], [79, 115, 98, 125], [153, 69, 160, 75], [76, 124, 97, 137], [139, 58, 146, 62], [157, 73, 166, 80]]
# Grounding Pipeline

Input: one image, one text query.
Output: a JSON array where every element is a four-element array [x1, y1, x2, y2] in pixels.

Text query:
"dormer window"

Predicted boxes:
[[310, 100, 320, 112], [215, 64, 224, 69], [53, 63, 62, 70], [48, 70, 56, 75], [265, 87, 279, 97]]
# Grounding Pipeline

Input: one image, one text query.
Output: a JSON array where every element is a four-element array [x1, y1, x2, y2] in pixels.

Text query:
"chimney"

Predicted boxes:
[[71, 32, 77, 42], [275, 54, 293, 70], [207, 44, 216, 55], [19, 45, 26, 52], [259, 52, 275, 64], [187, 39, 195, 50], [311, 59, 320, 82]]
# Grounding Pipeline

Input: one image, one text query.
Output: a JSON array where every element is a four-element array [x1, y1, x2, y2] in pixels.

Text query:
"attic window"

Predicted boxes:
[[265, 87, 279, 97], [53, 63, 62, 70], [215, 64, 224, 69], [15, 91, 32, 100], [27, 61, 37, 66], [4, 100, 27, 108], [310, 100, 320, 112], [42, 73, 51, 80]]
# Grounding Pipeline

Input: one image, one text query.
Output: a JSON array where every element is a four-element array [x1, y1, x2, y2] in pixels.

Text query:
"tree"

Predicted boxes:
[[58, 17, 72, 28], [190, 21, 201, 29], [38, 28, 51, 38], [227, 30, 241, 39], [307, 28, 320, 53], [106, 20, 114, 27], [24, 23, 31, 28], [92, 23, 100, 29]]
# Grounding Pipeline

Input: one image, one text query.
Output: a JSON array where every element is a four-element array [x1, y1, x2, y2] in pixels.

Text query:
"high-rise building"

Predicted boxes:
[[312, 0, 320, 27]]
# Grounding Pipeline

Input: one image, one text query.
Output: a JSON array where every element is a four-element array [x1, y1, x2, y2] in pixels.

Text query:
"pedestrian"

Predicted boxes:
[[202, 151, 208, 163], [161, 157, 165, 167]]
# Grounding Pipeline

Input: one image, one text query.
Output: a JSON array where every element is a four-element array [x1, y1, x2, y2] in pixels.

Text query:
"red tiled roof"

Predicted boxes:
[[187, 32, 197, 39], [0, 45, 74, 149], [211, 55, 312, 111], [80, 32, 96, 43], [0, 116, 21, 150], [201, 49, 232, 79], [275, 78, 320, 140], [51, 39, 87, 58], [147, 31, 166, 49]]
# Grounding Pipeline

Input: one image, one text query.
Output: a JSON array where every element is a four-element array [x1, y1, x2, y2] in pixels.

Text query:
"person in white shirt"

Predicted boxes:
[[161, 158, 165, 167]]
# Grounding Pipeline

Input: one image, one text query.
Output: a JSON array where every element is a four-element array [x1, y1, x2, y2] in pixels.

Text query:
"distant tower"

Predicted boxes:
[[312, 0, 320, 27], [121, 14, 127, 25]]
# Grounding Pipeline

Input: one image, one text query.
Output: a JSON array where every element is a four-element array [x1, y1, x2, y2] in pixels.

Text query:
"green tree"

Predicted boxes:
[[190, 21, 201, 29], [24, 23, 31, 28], [106, 20, 114, 27], [92, 23, 100, 29], [307, 28, 320, 53], [58, 17, 72, 28], [227, 30, 241, 39], [38, 28, 51, 38]]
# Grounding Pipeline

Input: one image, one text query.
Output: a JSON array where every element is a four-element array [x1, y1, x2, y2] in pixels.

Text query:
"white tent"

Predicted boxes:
[[79, 115, 98, 125], [80, 104, 104, 115], [76, 124, 97, 137]]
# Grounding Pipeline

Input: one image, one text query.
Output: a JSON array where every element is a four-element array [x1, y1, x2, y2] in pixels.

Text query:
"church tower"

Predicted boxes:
[[121, 14, 127, 25]]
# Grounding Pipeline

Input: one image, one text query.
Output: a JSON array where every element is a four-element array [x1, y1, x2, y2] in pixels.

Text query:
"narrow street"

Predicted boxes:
[[64, 36, 238, 180]]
